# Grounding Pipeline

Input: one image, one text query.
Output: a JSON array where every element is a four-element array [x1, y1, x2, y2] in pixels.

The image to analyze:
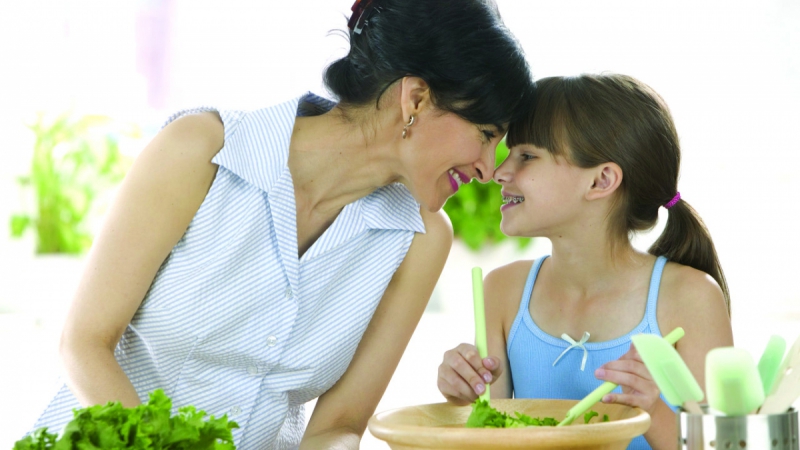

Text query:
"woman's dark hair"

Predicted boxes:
[[324, 0, 534, 128], [507, 74, 730, 313]]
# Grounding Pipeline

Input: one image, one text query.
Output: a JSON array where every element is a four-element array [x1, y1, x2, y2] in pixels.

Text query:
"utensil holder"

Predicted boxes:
[[679, 406, 798, 449]]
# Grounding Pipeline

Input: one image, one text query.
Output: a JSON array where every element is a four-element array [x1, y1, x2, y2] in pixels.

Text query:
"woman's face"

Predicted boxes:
[[400, 109, 504, 212], [493, 143, 590, 237]]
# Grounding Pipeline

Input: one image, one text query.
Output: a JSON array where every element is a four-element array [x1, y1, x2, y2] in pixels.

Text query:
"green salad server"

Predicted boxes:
[[472, 267, 490, 402], [631, 333, 704, 414], [757, 335, 786, 397], [557, 327, 685, 426]]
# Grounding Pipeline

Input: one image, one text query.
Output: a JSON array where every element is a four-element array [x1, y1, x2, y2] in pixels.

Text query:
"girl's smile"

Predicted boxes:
[[501, 190, 525, 211]]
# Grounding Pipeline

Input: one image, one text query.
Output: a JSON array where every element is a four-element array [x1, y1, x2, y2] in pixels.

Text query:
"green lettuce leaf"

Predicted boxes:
[[14, 389, 238, 449], [465, 399, 559, 428]]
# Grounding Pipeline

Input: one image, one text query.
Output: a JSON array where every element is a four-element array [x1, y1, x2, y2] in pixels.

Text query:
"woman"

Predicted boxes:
[[31, 0, 534, 448]]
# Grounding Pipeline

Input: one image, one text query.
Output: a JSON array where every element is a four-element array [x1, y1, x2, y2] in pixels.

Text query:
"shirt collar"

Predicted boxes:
[[213, 93, 424, 235]]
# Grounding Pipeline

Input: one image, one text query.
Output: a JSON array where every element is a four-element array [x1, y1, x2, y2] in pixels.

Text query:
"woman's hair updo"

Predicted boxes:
[[324, 0, 534, 127]]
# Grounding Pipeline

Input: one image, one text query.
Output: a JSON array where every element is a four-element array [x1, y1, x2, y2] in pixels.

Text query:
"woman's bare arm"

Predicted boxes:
[[59, 112, 223, 407], [300, 208, 453, 449]]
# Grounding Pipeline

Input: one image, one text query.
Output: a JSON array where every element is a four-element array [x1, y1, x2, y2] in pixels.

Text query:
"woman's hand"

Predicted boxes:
[[437, 343, 503, 406], [594, 343, 662, 414]]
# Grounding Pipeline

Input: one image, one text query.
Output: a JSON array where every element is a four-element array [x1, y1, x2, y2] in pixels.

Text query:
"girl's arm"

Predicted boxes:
[[299, 208, 452, 449], [483, 266, 519, 399], [436, 262, 528, 404], [598, 263, 732, 450], [59, 113, 223, 407], [653, 264, 733, 448]]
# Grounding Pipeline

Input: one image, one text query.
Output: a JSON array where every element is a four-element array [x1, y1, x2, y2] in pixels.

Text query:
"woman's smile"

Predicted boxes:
[[447, 168, 470, 193]]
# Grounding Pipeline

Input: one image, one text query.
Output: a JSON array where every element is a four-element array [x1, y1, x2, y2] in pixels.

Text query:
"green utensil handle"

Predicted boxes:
[[559, 327, 685, 425], [472, 267, 490, 401]]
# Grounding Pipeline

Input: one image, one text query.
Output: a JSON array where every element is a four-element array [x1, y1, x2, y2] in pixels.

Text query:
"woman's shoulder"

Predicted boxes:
[[410, 209, 453, 256], [158, 111, 225, 163]]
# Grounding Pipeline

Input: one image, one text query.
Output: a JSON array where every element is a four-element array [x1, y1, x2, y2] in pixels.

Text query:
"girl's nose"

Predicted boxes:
[[493, 158, 511, 184]]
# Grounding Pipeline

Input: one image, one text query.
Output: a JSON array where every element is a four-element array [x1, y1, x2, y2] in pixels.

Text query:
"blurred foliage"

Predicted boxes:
[[444, 140, 532, 251], [10, 113, 135, 254]]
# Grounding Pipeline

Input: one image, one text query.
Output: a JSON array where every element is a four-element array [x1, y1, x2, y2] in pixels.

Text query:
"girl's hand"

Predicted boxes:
[[437, 343, 503, 406], [594, 344, 662, 414]]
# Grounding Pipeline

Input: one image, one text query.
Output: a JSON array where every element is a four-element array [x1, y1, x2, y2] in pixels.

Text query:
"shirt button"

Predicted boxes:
[[266, 335, 278, 347], [285, 287, 292, 298], [230, 406, 242, 416], [247, 365, 259, 376]]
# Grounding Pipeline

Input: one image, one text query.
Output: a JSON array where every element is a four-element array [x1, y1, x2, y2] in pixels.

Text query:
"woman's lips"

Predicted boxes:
[[447, 171, 460, 192], [452, 169, 471, 184]]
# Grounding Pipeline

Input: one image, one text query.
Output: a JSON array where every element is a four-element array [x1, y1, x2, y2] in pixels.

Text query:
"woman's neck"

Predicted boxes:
[[288, 106, 401, 217]]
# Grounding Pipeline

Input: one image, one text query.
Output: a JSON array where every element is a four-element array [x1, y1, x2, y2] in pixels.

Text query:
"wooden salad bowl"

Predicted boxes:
[[367, 398, 651, 450]]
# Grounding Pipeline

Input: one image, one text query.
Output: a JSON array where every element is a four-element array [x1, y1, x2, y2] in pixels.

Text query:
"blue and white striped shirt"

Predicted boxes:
[[31, 93, 426, 449]]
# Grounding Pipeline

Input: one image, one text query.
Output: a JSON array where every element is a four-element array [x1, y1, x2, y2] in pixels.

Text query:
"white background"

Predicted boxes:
[[0, 1, 798, 448]]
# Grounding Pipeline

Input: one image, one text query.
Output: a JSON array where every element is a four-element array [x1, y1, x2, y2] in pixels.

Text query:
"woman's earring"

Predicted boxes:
[[402, 115, 415, 139]]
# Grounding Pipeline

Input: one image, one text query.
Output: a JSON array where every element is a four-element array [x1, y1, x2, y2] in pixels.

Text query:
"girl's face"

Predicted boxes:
[[493, 144, 592, 237], [400, 110, 503, 212]]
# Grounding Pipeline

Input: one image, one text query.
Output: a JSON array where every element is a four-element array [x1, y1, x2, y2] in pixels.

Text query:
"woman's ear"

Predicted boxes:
[[399, 76, 431, 120], [586, 162, 623, 201]]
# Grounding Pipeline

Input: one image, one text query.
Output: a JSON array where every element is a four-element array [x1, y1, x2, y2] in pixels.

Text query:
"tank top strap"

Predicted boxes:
[[644, 255, 669, 333], [507, 256, 548, 350]]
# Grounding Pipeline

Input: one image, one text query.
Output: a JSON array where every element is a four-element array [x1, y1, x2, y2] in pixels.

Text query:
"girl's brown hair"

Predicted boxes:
[[507, 74, 730, 313]]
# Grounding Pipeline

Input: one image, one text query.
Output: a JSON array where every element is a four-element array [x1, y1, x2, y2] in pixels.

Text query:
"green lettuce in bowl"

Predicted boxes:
[[465, 399, 609, 428]]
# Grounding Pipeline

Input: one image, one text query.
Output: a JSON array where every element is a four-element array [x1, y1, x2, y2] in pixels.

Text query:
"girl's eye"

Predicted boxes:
[[522, 153, 536, 161]]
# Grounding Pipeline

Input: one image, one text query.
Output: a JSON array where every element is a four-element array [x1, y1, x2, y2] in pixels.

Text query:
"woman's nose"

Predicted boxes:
[[473, 146, 496, 183]]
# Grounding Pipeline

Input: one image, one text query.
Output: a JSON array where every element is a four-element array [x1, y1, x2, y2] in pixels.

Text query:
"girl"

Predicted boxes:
[[29, 1, 534, 449], [437, 74, 733, 450]]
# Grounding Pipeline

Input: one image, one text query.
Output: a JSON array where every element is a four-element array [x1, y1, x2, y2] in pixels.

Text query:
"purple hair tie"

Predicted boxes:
[[664, 192, 681, 209]]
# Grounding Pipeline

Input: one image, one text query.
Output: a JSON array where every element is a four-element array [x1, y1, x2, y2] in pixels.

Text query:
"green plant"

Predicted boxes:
[[10, 113, 133, 254], [444, 140, 532, 251]]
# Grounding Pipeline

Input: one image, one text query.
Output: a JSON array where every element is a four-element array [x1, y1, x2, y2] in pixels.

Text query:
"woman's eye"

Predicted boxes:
[[482, 130, 496, 141]]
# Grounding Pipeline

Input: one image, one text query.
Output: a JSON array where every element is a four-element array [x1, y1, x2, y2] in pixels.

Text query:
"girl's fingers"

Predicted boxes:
[[603, 392, 646, 409], [600, 359, 653, 381], [455, 344, 495, 384], [483, 356, 504, 379], [440, 344, 493, 399], [596, 359, 661, 412], [437, 364, 477, 405], [595, 368, 644, 392]]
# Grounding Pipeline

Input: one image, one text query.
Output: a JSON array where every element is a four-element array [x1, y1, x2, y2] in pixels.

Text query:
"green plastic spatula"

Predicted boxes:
[[557, 327, 685, 426], [472, 267, 490, 402], [757, 335, 786, 396], [706, 347, 765, 415], [760, 333, 800, 414], [631, 333, 704, 414]]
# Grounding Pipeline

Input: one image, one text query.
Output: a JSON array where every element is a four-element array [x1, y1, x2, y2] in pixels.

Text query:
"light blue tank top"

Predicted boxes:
[[507, 255, 672, 450]]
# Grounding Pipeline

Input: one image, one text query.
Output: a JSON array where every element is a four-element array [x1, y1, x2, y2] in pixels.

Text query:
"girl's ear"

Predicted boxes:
[[586, 163, 623, 201]]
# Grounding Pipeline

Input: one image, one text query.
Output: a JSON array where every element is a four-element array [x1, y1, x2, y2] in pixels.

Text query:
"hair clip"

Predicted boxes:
[[348, 0, 379, 35]]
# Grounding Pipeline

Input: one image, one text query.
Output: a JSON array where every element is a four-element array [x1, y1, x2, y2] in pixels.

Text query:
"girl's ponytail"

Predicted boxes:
[[649, 199, 730, 315], [508, 74, 731, 315]]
